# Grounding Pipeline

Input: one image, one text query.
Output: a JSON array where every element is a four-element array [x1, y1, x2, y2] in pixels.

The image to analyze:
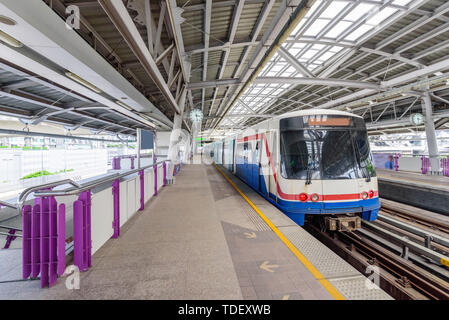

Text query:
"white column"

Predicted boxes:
[[167, 88, 187, 175], [422, 92, 440, 174]]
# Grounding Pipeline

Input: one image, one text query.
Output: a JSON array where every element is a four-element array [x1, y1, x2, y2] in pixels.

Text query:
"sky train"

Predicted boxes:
[[206, 110, 380, 231]]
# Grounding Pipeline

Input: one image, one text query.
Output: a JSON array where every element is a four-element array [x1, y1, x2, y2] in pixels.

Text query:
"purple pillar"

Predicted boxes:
[[154, 165, 158, 196], [113, 157, 121, 170], [112, 179, 120, 237], [22, 205, 32, 279], [31, 203, 40, 278], [139, 170, 145, 211], [73, 200, 85, 271], [57, 204, 66, 277], [73, 191, 92, 272], [39, 197, 49, 288], [394, 154, 399, 171], [48, 197, 58, 287], [23, 197, 64, 287], [79, 191, 92, 268], [163, 162, 167, 187]]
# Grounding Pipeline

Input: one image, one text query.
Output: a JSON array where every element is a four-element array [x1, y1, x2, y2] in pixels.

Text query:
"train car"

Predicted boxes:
[[206, 109, 380, 231]]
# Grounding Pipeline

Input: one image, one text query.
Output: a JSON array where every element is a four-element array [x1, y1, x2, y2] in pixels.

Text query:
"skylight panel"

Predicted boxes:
[[292, 43, 306, 49], [289, 48, 302, 56], [319, 51, 337, 61], [261, 89, 273, 95], [366, 7, 398, 26], [328, 46, 343, 53], [393, 0, 413, 5], [307, 64, 320, 71], [325, 21, 352, 38], [345, 24, 372, 41], [305, 0, 322, 18], [291, 19, 307, 37], [321, 1, 349, 19], [344, 4, 374, 22], [304, 19, 329, 36], [302, 49, 319, 59], [271, 64, 284, 72], [311, 44, 326, 50]]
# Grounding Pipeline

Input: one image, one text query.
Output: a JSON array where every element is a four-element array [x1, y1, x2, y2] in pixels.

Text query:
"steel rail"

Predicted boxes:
[[362, 221, 449, 267], [381, 207, 449, 234], [342, 230, 449, 300]]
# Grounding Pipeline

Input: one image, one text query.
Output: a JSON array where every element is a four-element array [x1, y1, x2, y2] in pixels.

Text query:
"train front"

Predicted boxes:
[[277, 113, 380, 231]]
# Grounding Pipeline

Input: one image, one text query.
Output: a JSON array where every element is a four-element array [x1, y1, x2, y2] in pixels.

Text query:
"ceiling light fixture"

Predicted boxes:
[[0, 30, 23, 47], [116, 100, 133, 111], [65, 71, 102, 93], [0, 16, 17, 26]]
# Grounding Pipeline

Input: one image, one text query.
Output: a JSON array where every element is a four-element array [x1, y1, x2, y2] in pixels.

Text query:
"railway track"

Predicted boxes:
[[305, 199, 449, 300]]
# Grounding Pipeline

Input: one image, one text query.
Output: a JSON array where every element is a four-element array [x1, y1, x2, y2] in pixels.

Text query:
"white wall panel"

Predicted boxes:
[[91, 188, 114, 254], [398, 157, 422, 173], [119, 181, 128, 227]]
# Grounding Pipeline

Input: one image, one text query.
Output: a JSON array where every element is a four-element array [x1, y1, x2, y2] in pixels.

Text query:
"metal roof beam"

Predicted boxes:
[[254, 77, 381, 89], [98, 0, 180, 115], [277, 47, 314, 78], [207, 0, 246, 124], [187, 79, 241, 90]]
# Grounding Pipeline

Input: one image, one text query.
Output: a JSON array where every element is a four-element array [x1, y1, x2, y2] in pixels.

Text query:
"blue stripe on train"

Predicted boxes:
[[234, 160, 380, 226]]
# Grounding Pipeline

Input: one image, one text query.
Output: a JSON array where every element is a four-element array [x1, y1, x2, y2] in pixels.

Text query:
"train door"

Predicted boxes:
[[252, 138, 261, 191], [243, 138, 249, 183], [267, 131, 278, 202], [259, 134, 269, 197], [229, 140, 235, 172]]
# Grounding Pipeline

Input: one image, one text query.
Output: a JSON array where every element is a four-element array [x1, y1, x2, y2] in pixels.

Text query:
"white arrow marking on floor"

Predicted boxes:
[[282, 295, 290, 300], [244, 232, 257, 239], [260, 261, 279, 273]]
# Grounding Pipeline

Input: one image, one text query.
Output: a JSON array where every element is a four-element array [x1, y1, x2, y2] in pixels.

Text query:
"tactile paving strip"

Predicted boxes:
[[278, 225, 360, 279], [238, 197, 271, 232], [329, 277, 392, 300]]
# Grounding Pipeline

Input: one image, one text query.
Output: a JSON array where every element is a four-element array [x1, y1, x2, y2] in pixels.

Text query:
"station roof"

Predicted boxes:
[[0, 0, 449, 137]]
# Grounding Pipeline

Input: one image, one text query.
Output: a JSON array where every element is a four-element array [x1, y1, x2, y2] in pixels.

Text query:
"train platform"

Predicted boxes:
[[377, 169, 449, 215], [0, 164, 392, 300]]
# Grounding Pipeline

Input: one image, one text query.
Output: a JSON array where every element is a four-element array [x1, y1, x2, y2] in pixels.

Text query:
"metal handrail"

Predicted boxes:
[[0, 160, 170, 215], [33, 160, 169, 198]]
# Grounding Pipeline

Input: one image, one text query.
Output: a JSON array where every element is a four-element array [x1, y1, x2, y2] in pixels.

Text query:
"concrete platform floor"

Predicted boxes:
[[0, 164, 334, 300]]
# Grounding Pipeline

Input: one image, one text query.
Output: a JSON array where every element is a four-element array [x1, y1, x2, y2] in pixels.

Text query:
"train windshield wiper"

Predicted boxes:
[[354, 140, 371, 182], [306, 165, 312, 185]]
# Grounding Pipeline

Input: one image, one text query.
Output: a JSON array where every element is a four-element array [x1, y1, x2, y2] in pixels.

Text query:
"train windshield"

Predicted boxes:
[[280, 115, 376, 180]]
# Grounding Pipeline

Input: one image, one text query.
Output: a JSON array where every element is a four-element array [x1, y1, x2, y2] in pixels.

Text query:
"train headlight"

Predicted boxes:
[[299, 193, 308, 202], [311, 194, 319, 202], [368, 190, 375, 199], [361, 192, 369, 200]]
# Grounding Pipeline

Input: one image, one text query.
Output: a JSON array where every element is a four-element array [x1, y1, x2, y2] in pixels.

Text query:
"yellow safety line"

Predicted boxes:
[[214, 164, 345, 300]]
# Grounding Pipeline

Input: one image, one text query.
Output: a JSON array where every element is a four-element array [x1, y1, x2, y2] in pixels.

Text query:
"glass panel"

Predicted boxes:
[[317, 130, 359, 179], [352, 130, 377, 178], [280, 130, 320, 180], [279, 116, 376, 180]]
